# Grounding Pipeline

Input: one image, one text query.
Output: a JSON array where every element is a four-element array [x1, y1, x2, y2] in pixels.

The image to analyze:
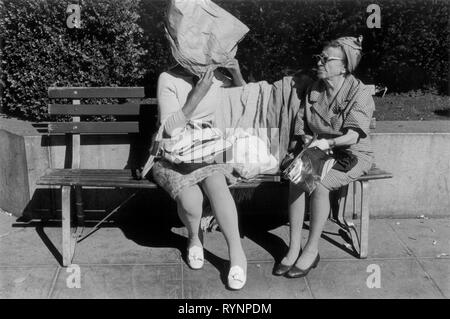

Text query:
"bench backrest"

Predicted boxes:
[[47, 87, 154, 134], [47, 87, 156, 169]]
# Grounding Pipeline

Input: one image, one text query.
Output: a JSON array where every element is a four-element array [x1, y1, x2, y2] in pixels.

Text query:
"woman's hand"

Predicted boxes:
[[308, 139, 330, 150], [308, 130, 359, 150], [224, 58, 246, 86], [193, 67, 215, 97], [224, 59, 241, 75], [301, 135, 313, 145], [181, 67, 215, 120]]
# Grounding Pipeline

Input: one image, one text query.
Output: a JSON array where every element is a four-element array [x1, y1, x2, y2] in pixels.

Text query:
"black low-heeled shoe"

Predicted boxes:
[[285, 253, 320, 278], [272, 263, 293, 276], [272, 249, 303, 276]]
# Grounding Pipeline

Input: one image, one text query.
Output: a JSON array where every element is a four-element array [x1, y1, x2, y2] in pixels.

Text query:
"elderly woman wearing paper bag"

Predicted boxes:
[[150, 0, 249, 290], [273, 36, 375, 278]]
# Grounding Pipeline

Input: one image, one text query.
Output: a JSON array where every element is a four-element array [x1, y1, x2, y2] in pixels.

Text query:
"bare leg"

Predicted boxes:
[[295, 183, 330, 268], [282, 182, 306, 265], [176, 184, 204, 249], [201, 173, 246, 271]]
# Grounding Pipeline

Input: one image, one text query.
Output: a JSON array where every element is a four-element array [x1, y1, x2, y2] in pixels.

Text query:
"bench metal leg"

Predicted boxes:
[[331, 181, 371, 258], [62, 186, 76, 266], [75, 186, 84, 226], [336, 185, 349, 226], [352, 182, 357, 219], [336, 185, 360, 255], [74, 186, 84, 240], [359, 181, 370, 259]]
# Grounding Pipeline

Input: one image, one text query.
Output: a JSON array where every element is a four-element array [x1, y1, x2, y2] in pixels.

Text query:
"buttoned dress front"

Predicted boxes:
[[294, 74, 375, 190]]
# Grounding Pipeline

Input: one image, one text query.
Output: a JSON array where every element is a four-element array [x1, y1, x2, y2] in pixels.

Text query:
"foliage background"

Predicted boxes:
[[0, 0, 146, 120], [0, 0, 448, 121], [139, 0, 449, 95]]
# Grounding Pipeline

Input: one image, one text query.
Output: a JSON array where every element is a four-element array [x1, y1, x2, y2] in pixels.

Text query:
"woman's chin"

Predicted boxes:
[[316, 71, 326, 79]]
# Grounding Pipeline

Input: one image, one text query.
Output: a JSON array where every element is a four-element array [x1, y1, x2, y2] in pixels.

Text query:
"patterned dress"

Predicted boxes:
[[294, 74, 375, 190]]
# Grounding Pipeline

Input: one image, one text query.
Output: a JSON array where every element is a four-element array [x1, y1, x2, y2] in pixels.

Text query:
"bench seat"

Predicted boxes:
[[37, 166, 391, 188], [37, 169, 281, 188]]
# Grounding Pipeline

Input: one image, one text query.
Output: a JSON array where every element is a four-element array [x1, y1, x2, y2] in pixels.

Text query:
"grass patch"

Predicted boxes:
[[374, 92, 450, 121]]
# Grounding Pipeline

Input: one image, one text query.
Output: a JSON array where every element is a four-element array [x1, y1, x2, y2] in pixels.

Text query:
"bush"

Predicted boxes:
[[1, 0, 448, 121], [0, 0, 146, 120], [138, 0, 449, 96]]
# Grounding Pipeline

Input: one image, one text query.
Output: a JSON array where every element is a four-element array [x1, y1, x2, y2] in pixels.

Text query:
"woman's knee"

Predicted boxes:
[[202, 173, 235, 207], [201, 173, 228, 193], [311, 183, 330, 201], [289, 182, 305, 199], [176, 186, 203, 215]]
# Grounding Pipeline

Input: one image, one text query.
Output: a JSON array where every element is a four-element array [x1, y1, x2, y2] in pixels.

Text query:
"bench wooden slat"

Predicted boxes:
[[48, 87, 145, 99], [37, 170, 282, 180], [39, 168, 390, 179], [48, 122, 139, 134], [357, 174, 392, 181], [41, 169, 134, 175], [40, 169, 281, 178], [38, 179, 159, 189], [48, 103, 143, 115], [358, 167, 393, 181], [37, 169, 282, 188], [39, 177, 283, 187], [37, 179, 281, 189], [37, 167, 391, 189]]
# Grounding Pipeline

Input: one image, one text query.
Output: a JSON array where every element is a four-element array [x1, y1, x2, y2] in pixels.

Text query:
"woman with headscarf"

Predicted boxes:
[[273, 36, 375, 278]]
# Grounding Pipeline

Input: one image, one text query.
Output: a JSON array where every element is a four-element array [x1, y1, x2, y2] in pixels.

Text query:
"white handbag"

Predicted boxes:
[[142, 120, 232, 177], [226, 128, 278, 179]]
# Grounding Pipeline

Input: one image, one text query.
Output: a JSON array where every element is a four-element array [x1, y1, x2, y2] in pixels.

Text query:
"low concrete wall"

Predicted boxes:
[[369, 121, 450, 217], [0, 129, 30, 215], [1, 119, 449, 218]]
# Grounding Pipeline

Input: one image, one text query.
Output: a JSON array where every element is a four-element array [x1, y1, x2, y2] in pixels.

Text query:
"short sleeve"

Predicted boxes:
[[342, 90, 374, 139], [157, 73, 187, 136]]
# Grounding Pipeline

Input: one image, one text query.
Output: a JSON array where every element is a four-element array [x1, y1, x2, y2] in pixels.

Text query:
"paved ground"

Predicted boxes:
[[0, 210, 448, 299]]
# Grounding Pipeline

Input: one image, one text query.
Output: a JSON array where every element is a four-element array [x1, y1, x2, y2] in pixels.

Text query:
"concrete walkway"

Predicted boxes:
[[0, 211, 448, 299]]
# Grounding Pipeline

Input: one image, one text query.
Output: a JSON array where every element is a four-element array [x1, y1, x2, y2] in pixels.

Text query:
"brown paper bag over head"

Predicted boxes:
[[165, 0, 249, 76]]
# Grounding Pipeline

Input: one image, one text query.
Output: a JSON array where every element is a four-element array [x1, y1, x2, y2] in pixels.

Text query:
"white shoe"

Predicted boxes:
[[187, 245, 204, 270], [227, 265, 246, 290]]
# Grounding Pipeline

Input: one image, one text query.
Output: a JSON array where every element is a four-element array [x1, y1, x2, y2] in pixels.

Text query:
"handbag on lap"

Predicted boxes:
[[162, 120, 232, 164], [142, 120, 232, 177]]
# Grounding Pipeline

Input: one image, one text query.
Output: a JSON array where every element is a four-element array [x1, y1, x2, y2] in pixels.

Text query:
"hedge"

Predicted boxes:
[[0, 0, 146, 120], [1, 0, 448, 121], [138, 0, 449, 96]]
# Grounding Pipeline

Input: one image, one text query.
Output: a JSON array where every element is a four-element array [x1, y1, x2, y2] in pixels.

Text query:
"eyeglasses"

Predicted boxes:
[[313, 54, 343, 65]]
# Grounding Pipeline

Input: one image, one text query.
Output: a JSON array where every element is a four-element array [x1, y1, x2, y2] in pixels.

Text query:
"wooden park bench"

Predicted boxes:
[[36, 86, 392, 266]]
